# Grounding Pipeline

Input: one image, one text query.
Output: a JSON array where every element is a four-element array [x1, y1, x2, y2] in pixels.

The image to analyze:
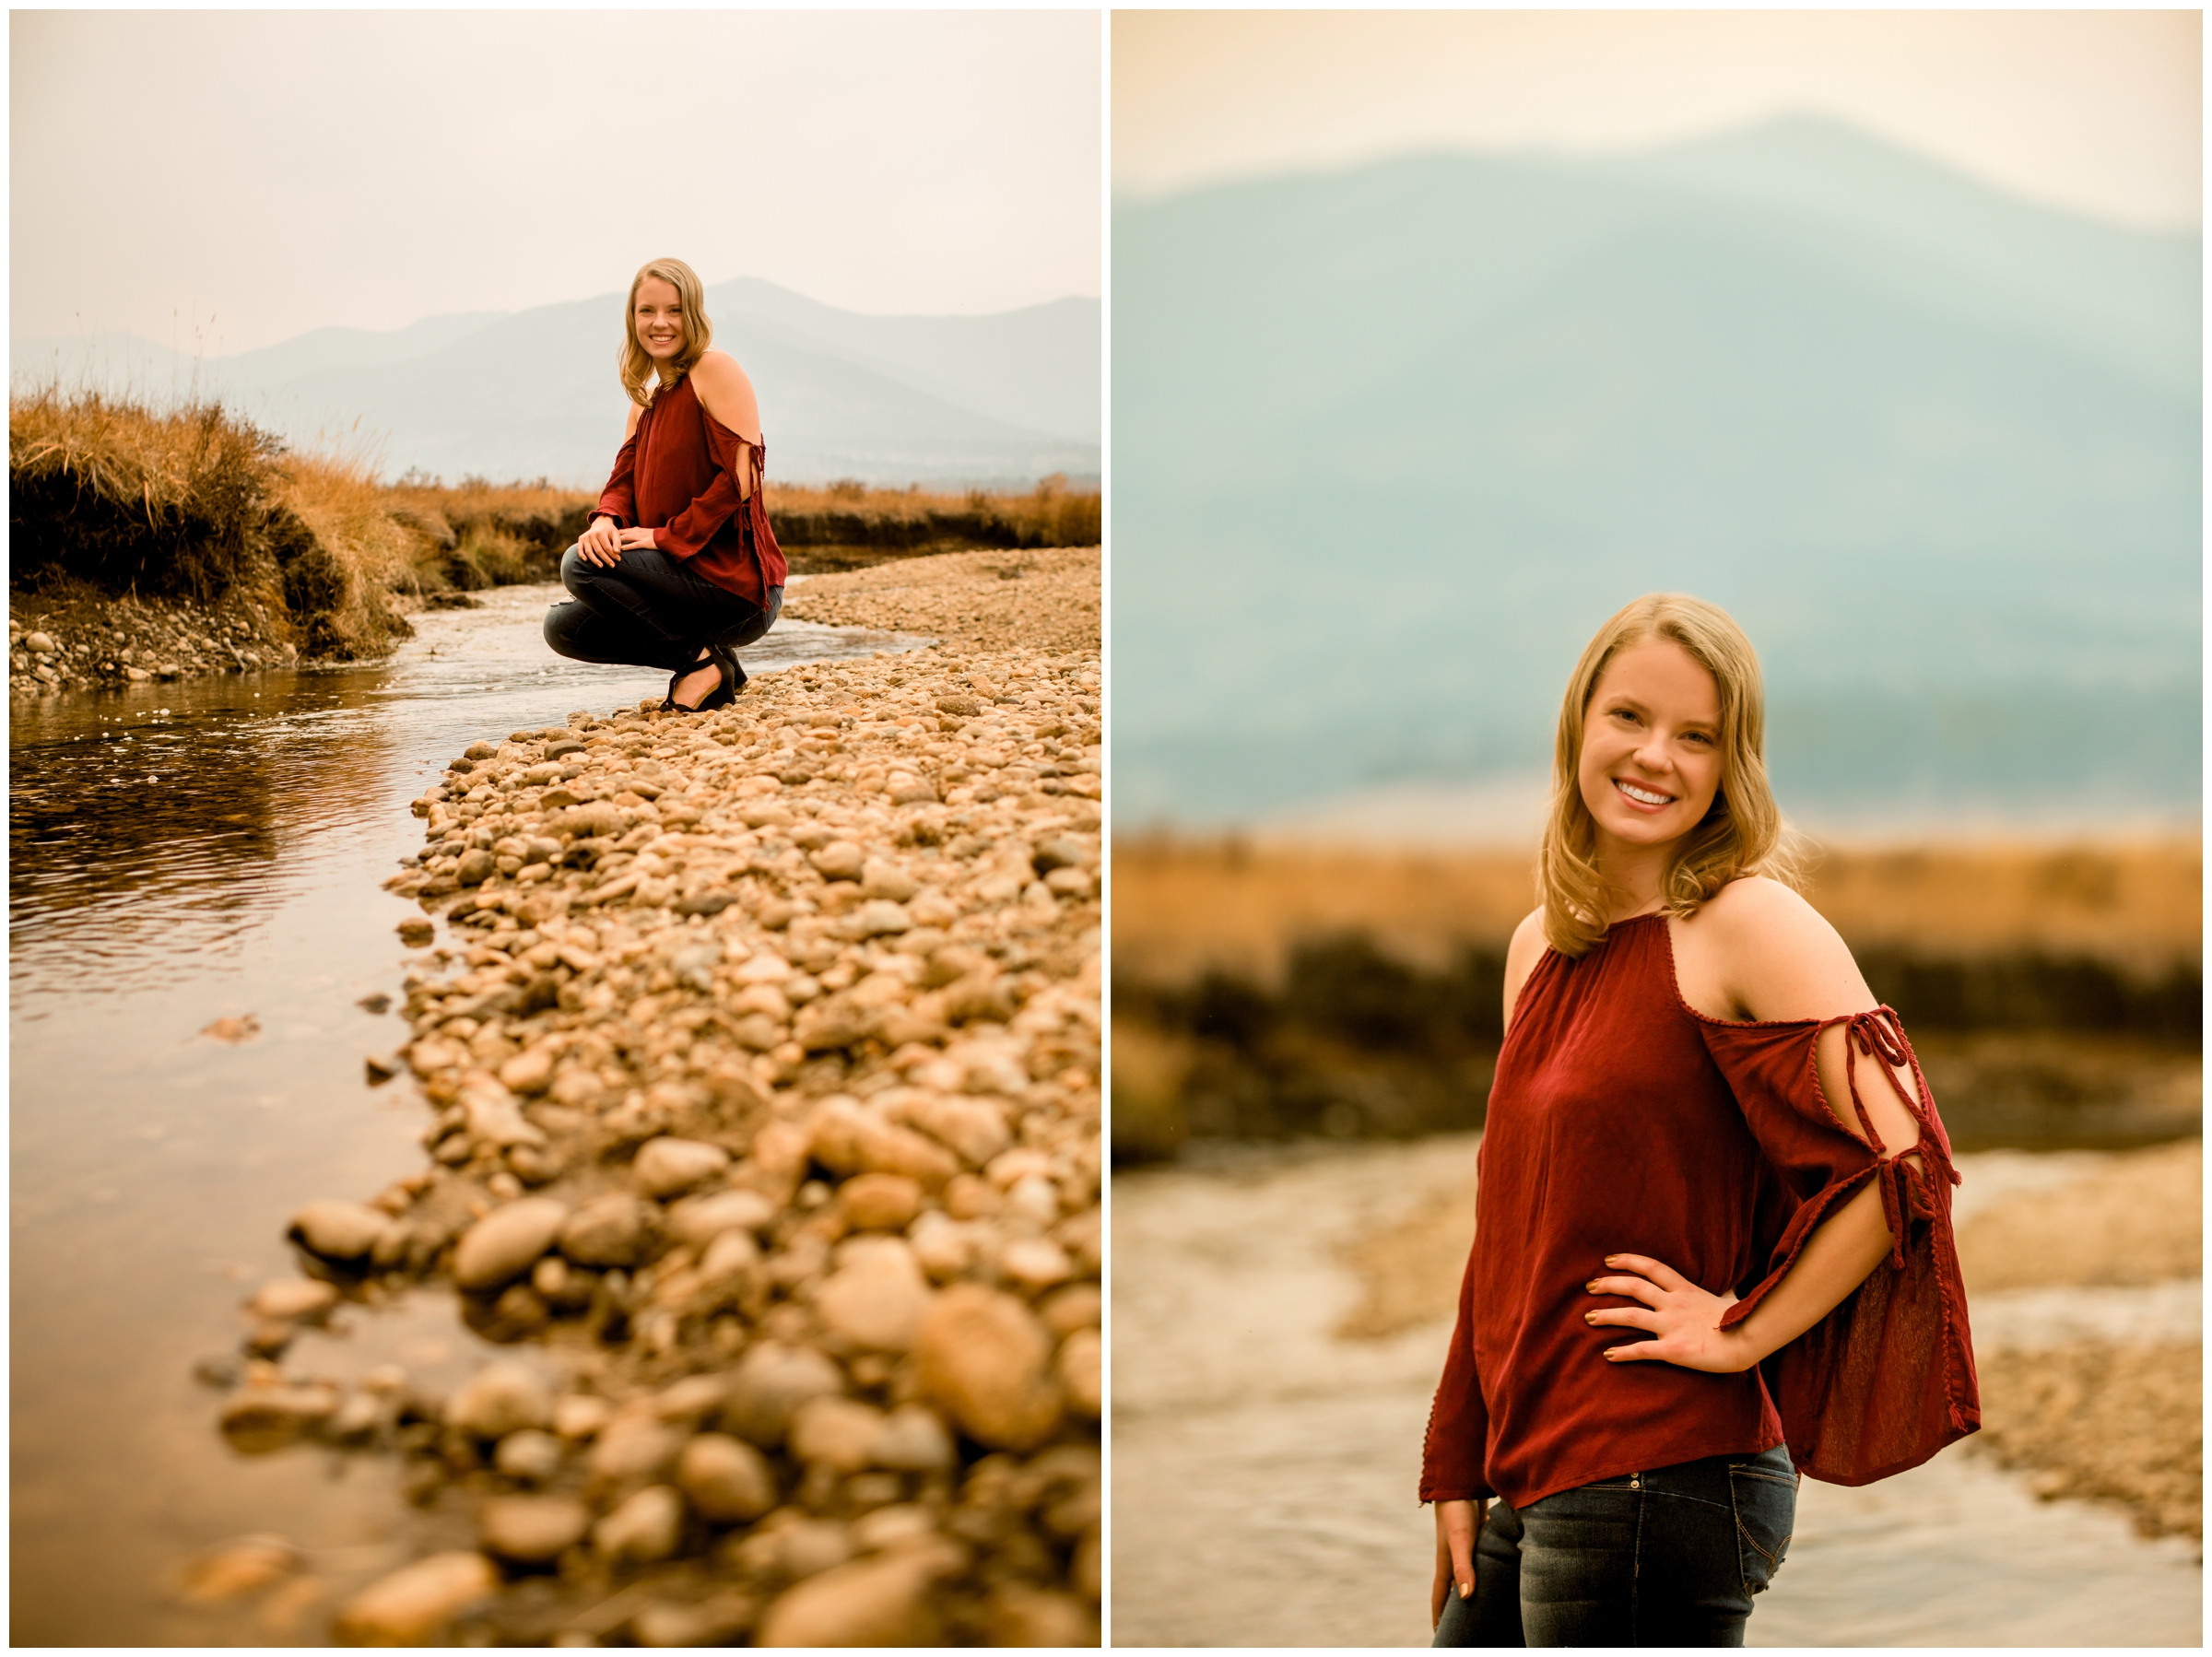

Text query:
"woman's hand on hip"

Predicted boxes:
[[1584, 1252, 1756, 1373], [578, 517, 624, 566], [1430, 1498, 1484, 1628]]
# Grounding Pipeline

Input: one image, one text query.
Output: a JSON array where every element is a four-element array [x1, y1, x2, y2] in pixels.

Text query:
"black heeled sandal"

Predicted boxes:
[[664, 642, 745, 712]]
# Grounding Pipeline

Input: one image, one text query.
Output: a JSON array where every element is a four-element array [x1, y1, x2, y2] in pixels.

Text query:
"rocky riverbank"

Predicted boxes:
[[192, 548, 1103, 1645], [8, 585, 300, 693]]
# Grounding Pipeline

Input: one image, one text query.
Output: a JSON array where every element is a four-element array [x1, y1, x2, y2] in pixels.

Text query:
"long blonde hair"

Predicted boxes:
[[1538, 593, 1803, 958], [618, 257, 713, 408]]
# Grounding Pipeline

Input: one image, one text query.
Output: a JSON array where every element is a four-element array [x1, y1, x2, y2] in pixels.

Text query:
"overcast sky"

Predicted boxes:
[[1114, 10, 2200, 230], [11, 10, 1101, 354]]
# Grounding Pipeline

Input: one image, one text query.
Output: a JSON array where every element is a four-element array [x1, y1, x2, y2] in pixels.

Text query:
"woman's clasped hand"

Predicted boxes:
[[574, 521, 659, 568]]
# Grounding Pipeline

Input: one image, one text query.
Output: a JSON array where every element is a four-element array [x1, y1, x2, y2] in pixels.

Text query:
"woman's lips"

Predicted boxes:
[[1613, 777, 1675, 810]]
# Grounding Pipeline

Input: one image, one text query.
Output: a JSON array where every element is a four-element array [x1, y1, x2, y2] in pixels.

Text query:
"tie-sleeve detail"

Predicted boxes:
[[602, 376, 786, 605], [1699, 1007, 1981, 1486]]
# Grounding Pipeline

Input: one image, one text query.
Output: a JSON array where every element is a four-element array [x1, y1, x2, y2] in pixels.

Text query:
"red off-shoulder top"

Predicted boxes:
[[593, 370, 788, 607], [1419, 911, 1979, 1510]]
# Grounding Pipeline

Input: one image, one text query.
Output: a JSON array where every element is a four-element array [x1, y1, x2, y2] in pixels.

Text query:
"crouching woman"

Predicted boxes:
[[545, 256, 786, 712]]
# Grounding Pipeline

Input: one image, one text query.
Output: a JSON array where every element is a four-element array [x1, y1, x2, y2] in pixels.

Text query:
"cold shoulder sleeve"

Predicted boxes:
[[655, 414, 758, 561], [1700, 1007, 1980, 1486], [1419, 1217, 1494, 1503]]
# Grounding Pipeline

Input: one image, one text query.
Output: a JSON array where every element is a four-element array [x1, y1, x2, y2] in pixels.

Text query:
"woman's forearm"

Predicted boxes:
[[1725, 1164, 1912, 1368]]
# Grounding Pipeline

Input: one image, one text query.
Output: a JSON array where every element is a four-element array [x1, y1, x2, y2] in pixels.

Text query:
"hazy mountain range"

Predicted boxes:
[[14, 278, 1100, 488], [1113, 117, 2201, 830]]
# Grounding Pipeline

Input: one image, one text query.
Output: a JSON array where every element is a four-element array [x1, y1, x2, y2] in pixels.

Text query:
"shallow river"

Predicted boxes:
[[8, 583, 926, 1645]]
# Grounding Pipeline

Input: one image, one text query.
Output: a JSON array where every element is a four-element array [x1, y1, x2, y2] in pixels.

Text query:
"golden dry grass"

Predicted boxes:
[[1112, 838, 2203, 987], [272, 441, 418, 656], [769, 474, 1101, 549], [8, 386, 272, 598]]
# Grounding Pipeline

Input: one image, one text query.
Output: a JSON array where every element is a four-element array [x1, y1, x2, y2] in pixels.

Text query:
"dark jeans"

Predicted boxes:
[[1432, 1445, 1797, 1648], [543, 543, 779, 674]]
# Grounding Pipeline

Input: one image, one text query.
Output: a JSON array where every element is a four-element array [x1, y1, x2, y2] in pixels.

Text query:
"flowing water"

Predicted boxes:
[[8, 582, 928, 1645]]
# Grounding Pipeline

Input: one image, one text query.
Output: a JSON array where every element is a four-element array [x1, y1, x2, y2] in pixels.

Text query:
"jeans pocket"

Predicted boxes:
[[1728, 1463, 1795, 1597]]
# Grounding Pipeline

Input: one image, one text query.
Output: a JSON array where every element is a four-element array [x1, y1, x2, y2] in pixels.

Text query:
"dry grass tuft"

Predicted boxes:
[[8, 385, 275, 599], [271, 436, 418, 658]]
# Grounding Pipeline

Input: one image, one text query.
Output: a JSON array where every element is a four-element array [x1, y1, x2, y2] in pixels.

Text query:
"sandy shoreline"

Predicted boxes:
[[187, 548, 1103, 1645]]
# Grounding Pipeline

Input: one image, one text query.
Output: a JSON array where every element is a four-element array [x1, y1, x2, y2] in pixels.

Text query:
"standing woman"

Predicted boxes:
[[1424, 593, 1978, 1648], [545, 257, 787, 711]]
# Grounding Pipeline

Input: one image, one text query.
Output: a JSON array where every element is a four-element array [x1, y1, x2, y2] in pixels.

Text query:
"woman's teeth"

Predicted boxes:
[[1615, 780, 1672, 806]]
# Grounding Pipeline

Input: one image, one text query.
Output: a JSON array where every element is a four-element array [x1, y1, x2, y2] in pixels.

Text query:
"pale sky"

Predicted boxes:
[[11, 10, 1102, 354], [1114, 10, 2201, 230]]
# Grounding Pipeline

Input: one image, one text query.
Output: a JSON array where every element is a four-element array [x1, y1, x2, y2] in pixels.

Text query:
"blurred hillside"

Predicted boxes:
[[1112, 117, 2200, 827], [14, 278, 1100, 488]]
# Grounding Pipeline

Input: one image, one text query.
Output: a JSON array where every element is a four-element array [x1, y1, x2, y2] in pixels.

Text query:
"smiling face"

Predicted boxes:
[[632, 276, 686, 366], [1575, 637, 1725, 866]]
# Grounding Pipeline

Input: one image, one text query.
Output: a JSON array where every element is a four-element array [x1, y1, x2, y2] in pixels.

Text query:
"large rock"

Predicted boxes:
[[676, 1433, 778, 1523], [816, 1240, 931, 1353], [755, 1545, 960, 1647], [288, 1199, 391, 1260], [1057, 1329, 1102, 1419], [870, 1404, 957, 1473], [666, 1188, 775, 1248], [721, 1341, 844, 1449], [559, 1192, 652, 1266], [333, 1552, 496, 1644], [788, 1395, 887, 1474], [460, 1077, 546, 1150], [632, 1136, 731, 1199], [594, 1484, 685, 1568], [249, 1278, 339, 1322], [987, 1585, 1098, 1647], [587, 1415, 688, 1495], [445, 1360, 554, 1440], [808, 1098, 958, 1190], [477, 1493, 590, 1565], [452, 1197, 568, 1290], [839, 1172, 924, 1231], [914, 1284, 1063, 1451]]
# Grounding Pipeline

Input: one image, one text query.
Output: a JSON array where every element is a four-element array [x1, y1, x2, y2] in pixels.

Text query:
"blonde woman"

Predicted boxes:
[[545, 257, 787, 711], [1423, 593, 1977, 1647]]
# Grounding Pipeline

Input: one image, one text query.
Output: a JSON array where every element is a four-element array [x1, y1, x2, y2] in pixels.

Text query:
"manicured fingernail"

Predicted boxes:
[[1586, 1281, 1599, 1292], [1605, 1255, 1620, 1264], [1584, 1312, 1596, 1322], [1458, 1581, 1472, 1600]]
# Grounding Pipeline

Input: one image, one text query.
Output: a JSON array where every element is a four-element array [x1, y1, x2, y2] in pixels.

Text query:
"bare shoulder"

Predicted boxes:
[[688, 350, 760, 438], [1501, 908, 1549, 1027], [690, 348, 751, 389], [1698, 876, 1873, 1023], [623, 401, 642, 439]]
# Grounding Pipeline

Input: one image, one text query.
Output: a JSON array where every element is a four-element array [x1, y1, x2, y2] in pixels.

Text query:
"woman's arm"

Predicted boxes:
[[688, 351, 761, 498], [580, 403, 647, 566], [1587, 879, 1924, 1372]]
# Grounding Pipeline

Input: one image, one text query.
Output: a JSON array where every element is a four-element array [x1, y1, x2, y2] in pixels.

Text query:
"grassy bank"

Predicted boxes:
[[1112, 837, 2203, 1162], [8, 390, 1102, 687]]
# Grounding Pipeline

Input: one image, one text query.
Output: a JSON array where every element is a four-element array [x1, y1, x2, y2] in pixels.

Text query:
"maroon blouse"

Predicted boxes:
[[1419, 911, 1979, 1510], [594, 371, 788, 607]]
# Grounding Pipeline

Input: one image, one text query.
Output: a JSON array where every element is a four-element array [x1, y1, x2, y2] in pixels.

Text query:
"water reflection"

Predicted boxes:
[[9, 582, 926, 1645]]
